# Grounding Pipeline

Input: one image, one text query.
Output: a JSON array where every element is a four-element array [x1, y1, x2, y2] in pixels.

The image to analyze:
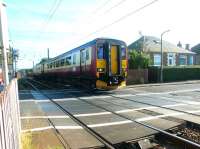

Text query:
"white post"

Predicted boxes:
[[0, 2, 9, 86]]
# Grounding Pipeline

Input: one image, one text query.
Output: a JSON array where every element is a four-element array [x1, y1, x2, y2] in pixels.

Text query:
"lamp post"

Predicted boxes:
[[160, 29, 170, 83]]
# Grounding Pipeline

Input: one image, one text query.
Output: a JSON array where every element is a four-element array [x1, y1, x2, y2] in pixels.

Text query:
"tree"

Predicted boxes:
[[129, 50, 151, 69]]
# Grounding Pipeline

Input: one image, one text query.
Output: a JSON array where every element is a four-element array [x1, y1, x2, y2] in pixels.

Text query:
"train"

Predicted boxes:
[[32, 38, 128, 89]]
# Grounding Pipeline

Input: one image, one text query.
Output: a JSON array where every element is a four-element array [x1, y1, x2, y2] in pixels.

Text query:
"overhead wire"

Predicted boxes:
[[40, 0, 63, 32], [86, 0, 159, 38], [103, 0, 127, 14], [92, 0, 112, 14], [61, 0, 159, 49]]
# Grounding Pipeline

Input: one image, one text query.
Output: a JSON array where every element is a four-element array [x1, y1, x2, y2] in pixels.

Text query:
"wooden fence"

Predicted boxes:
[[127, 69, 148, 85], [0, 79, 20, 149]]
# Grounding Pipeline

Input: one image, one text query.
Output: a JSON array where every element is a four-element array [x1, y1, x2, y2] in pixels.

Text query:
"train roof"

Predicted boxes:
[[43, 38, 126, 63]]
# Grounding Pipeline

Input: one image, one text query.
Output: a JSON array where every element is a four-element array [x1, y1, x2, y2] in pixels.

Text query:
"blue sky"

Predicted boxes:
[[4, 0, 200, 69]]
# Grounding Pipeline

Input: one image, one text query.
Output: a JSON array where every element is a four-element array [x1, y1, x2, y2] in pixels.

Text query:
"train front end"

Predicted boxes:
[[95, 38, 128, 89]]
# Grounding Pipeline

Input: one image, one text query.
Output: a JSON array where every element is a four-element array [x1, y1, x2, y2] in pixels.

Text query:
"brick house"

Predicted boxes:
[[128, 36, 195, 66], [191, 44, 200, 65]]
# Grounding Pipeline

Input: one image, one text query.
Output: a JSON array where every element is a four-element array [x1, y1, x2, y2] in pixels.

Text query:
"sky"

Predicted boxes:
[[4, 0, 200, 69]]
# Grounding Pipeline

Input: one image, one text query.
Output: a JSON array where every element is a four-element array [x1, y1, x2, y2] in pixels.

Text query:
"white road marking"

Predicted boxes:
[[22, 126, 53, 133], [20, 100, 36, 102], [114, 94, 133, 97], [75, 112, 111, 117], [21, 120, 132, 132], [160, 96, 200, 105], [35, 98, 78, 102], [136, 88, 200, 96], [88, 120, 132, 128], [21, 112, 112, 119], [136, 113, 183, 122], [20, 103, 189, 120], [21, 115, 70, 119], [55, 126, 82, 129], [116, 107, 157, 113], [21, 108, 200, 133], [162, 103, 186, 107], [80, 95, 110, 100]]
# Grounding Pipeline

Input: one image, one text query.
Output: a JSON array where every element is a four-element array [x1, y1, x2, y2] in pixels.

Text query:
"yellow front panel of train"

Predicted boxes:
[[96, 59, 106, 68], [121, 60, 127, 69], [111, 46, 118, 75]]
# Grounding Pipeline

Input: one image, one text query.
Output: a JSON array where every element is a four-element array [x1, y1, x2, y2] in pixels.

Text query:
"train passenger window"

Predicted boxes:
[[81, 51, 85, 63], [56, 61, 59, 67], [121, 47, 126, 59], [61, 59, 65, 66], [86, 49, 89, 60], [97, 46, 103, 59], [66, 56, 71, 65], [73, 54, 76, 64]]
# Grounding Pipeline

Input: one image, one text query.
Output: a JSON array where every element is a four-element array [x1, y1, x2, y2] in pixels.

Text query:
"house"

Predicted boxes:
[[191, 44, 200, 65], [128, 36, 195, 66]]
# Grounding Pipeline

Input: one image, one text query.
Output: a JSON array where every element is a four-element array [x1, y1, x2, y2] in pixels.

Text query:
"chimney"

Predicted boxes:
[[185, 44, 190, 50], [177, 41, 182, 48]]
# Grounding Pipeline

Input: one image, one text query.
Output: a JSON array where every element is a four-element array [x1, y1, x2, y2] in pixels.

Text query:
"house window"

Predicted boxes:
[[189, 55, 193, 65], [167, 53, 176, 66], [179, 54, 187, 65], [153, 54, 161, 66]]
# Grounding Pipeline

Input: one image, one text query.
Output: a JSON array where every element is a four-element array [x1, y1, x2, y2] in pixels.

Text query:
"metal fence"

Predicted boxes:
[[0, 79, 20, 149]]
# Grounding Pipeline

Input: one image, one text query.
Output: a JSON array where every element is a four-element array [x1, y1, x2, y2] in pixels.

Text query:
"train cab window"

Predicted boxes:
[[97, 46, 104, 59], [73, 54, 76, 64], [121, 47, 126, 59]]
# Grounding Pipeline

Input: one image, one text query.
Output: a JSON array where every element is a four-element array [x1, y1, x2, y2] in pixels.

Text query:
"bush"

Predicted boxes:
[[129, 51, 151, 69], [148, 66, 200, 83]]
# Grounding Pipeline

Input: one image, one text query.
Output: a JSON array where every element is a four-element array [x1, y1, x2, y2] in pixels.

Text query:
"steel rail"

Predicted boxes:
[[25, 79, 115, 149], [24, 80, 71, 149], [72, 96, 200, 148], [27, 79, 200, 148]]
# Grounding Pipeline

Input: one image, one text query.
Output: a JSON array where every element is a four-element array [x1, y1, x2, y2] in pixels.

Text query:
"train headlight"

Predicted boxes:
[[97, 68, 105, 72], [122, 68, 127, 72]]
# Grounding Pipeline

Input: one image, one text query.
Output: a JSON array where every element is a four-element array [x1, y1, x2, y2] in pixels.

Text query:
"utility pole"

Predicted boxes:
[[160, 29, 170, 83], [32, 61, 34, 68], [47, 48, 49, 59], [0, 2, 9, 86]]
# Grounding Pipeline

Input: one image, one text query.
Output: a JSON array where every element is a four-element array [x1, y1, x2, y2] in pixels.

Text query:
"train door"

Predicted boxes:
[[110, 45, 119, 75], [80, 49, 86, 74]]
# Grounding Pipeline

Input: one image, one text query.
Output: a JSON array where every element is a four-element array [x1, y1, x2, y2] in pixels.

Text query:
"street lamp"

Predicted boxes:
[[160, 29, 170, 83]]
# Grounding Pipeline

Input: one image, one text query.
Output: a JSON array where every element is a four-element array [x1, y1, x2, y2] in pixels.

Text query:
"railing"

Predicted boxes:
[[0, 79, 20, 149]]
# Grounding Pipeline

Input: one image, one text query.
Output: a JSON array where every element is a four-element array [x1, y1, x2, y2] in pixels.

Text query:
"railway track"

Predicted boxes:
[[23, 78, 200, 148], [24, 79, 115, 149]]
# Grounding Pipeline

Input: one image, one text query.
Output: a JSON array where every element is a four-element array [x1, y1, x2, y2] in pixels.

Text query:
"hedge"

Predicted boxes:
[[148, 66, 200, 83]]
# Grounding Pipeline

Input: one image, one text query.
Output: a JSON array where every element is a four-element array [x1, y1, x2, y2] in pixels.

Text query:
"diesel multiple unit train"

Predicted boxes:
[[33, 38, 128, 89]]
